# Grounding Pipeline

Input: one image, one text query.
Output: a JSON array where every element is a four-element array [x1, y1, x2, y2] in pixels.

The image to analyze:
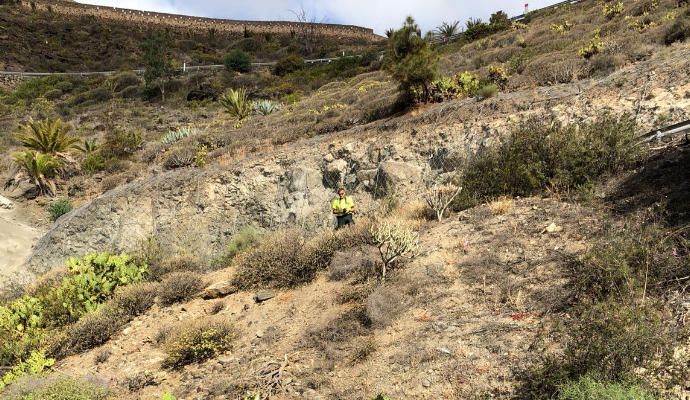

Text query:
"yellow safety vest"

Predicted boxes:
[[331, 196, 354, 216]]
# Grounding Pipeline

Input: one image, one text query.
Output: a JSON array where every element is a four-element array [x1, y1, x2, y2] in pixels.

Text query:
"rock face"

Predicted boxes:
[[25, 159, 337, 279], [376, 161, 423, 194]]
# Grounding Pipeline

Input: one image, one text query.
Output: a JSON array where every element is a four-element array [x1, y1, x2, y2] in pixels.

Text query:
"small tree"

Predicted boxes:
[[142, 33, 176, 102], [386, 16, 438, 104], [224, 49, 251, 73], [370, 221, 418, 281], [424, 183, 463, 221]]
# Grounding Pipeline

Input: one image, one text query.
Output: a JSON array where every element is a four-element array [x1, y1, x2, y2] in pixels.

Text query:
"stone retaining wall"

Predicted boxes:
[[19, 0, 383, 43]]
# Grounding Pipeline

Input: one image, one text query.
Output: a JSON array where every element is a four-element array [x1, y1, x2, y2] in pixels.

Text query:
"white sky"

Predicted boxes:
[[76, 1, 560, 35]]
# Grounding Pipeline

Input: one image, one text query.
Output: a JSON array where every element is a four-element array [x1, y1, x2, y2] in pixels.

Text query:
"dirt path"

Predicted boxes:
[[0, 207, 44, 292]]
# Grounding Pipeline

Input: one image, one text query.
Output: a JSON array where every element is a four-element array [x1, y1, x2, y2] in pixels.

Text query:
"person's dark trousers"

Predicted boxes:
[[336, 213, 354, 229]]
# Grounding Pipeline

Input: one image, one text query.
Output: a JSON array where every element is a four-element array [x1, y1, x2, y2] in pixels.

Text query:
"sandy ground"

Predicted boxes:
[[0, 207, 43, 290]]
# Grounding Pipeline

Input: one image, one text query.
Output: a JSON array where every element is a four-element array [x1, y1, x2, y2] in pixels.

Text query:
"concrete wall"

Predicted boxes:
[[19, 0, 383, 43]]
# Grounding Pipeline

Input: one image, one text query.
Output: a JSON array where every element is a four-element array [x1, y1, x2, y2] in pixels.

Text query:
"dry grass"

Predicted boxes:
[[232, 225, 371, 290], [488, 196, 514, 215], [158, 272, 206, 306]]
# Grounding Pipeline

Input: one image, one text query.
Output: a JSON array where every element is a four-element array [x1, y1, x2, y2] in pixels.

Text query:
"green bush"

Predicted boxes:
[[572, 223, 689, 302], [3, 76, 75, 106], [558, 375, 656, 400], [101, 128, 143, 158], [162, 318, 233, 369], [0, 351, 54, 391], [520, 299, 668, 398], [274, 54, 304, 77], [79, 153, 106, 174], [476, 83, 498, 99], [224, 49, 252, 73], [3, 376, 109, 400], [52, 253, 148, 322], [216, 226, 261, 266], [47, 200, 72, 222], [454, 115, 639, 209]]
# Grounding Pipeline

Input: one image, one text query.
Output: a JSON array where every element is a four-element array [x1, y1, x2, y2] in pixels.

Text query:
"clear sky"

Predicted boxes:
[[76, 1, 561, 35]]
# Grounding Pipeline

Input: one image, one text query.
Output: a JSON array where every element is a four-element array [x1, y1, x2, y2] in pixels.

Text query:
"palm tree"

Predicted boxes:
[[435, 21, 461, 39], [219, 88, 253, 121], [16, 118, 79, 155], [11, 150, 62, 196]]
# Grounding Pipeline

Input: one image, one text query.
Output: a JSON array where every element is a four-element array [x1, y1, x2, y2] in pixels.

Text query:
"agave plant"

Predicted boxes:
[[12, 150, 62, 196], [253, 100, 281, 116], [434, 21, 461, 39], [219, 88, 253, 121], [16, 118, 79, 156], [75, 139, 99, 155], [162, 126, 197, 144]]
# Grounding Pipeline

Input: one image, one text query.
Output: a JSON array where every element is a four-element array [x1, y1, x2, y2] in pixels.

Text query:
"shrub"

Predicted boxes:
[[215, 226, 261, 267], [365, 287, 405, 328], [253, 100, 281, 116], [386, 17, 438, 103], [15, 118, 78, 155], [572, 223, 689, 302], [71, 87, 112, 105], [163, 147, 196, 170], [558, 375, 656, 400], [111, 72, 141, 92], [274, 54, 304, 76], [664, 19, 690, 45], [110, 283, 158, 318], [47, 199, 72, 222], [455, 71, 480, 96], [370, 221, 418, 280], [476, 83, 498, 99], [231, 227, 369, 289], [101, 128, 143, 158], [3, 76, 74, 106], [42, 253, 148, 326], [423, 183, 463, 221], [0, 351, 55, 391], [162, 318, 233, 369], [2, 376, 109, 400], [219, 88, 252, 120], [79, 153, 106, 174], [602, 1, 625, 19], [455, 115, 638, 209], [522, 298, 671, 398], [11, 151, 61, 196], [162, 126, 197, 144], [48, 305, 125, 358], [487, 65, 509, 89], [158, 272, 205, 306], [579, 31, 605, 59], [223, 49, 252, 73]]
